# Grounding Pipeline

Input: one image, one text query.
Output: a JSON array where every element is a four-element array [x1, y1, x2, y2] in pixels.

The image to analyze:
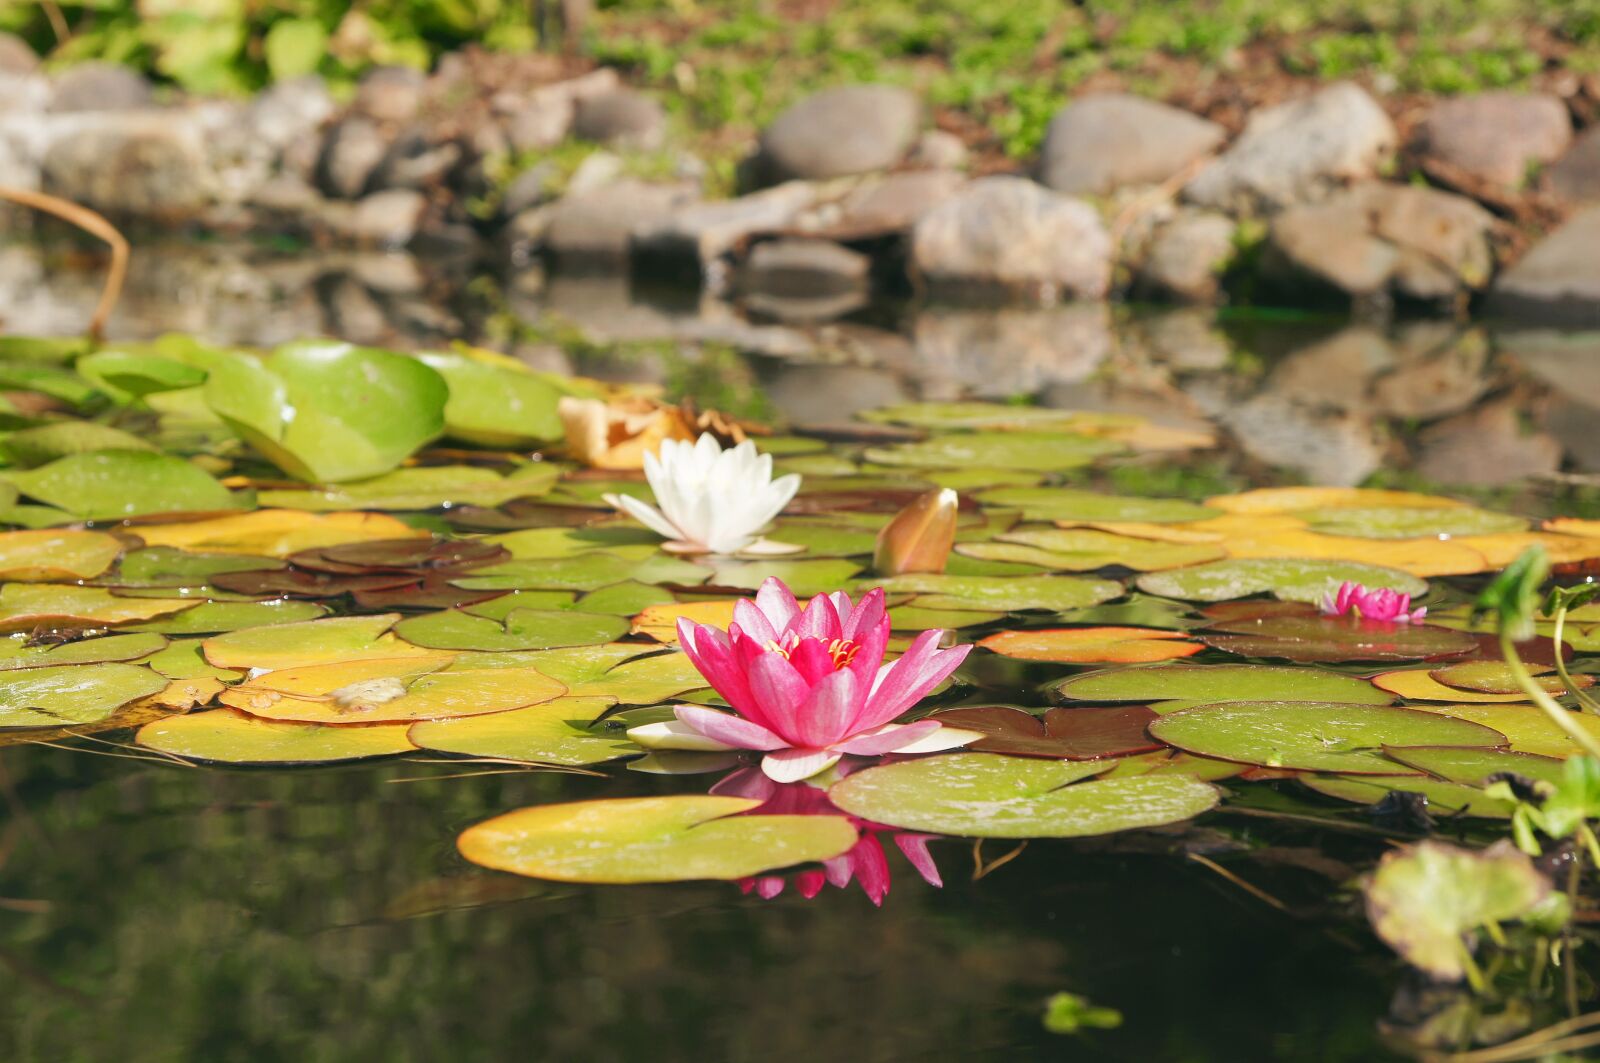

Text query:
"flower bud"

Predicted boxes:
[[874, 488, 959, 575]]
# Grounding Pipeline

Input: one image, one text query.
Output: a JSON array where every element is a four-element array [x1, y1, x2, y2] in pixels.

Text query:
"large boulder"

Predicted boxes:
[[1038, 94, 1223, 196], [48, 61, 152, 113], [573, 89, 666, 150], [1184, 83, 1396, 214], [1266, 182, 1493, 301], [1138, 209, 1236, 302], [1548, 125, 1600, 204], [907, 304, 1112, 397], [1224, 394, 1384, 486], [1414, 399, 1562, 486], [500, 69, 620, 153], [315, 116, 390, 199], [757, 85, 920, 182], [829, 169, 964, 235], [1487, 207, 1600, 325], [536, 179, 700, 265], [0, 33, 37, 74], [909, 176, 1111, 302], [352, 66, 426, 125], [631, 182, 818, 286], [40, 116, 212, 216], [736, 237, 871, 321], [1413, 92, 1571, 190]]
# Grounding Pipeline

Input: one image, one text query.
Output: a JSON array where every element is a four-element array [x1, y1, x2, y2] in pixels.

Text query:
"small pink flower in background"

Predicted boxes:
[[713, 767, 942, 906], [627, 577, 977, 782], [1320, 581, 1427, 624]]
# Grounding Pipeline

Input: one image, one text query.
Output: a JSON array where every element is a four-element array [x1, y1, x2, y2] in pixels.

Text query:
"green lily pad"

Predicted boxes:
[[1053, 663, 1393, 706], [923, 468, 1047, 491], [202, 613, 435, 669], [859, 402, 1116, 431], [973, 487, 1218, 524], [0, 584, 198, 632], [864, 432, 1122, 471], [5, 451, 241, 520], [257, 464, 560, 512], [453, 554, 710, 592], [1364, 841, 1548, 982], [394, 608, 628, 651], [76, 350, 208, 397], [141, 638, 244, 681], [765, 520, 880, 557], [0, 528, 124, 582], [1381, 745, 1568, 788], [828, 752, 1219, 838], [0, 422, 158, 466], [1296, 506, 1527, 540], [454, 644, 707, 705], [136, 708, 416, 764], [124, 599, 328, 635], [1300, 775, 1515, 819], [1136, 558, 1427, 603], [575, 581, 677, 616], [868, 573, 1123, 612], [113, 546, 283, 588], [409, 696, 636, 766], [1200, 615, 1478, 663], [961, 528, 1224, 572], [489, 525, 660, 560], [204, 341, 448, 483], [0, 662, 168, 728], [457, 795, 859, 883], [415, 349, 566, 447], [709, 559, 864, 598], [0, 631, 167, 671], [1148, 702, 1506, 773]]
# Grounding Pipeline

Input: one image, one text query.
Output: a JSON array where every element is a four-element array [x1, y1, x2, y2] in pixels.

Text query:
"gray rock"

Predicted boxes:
[[1264, 327, 1395, 411], [1371, 332, 1490, 420], [1137, 309, 1232, 371], [1488, 207, 1600, 325], [1267, 182, 1492, 300], [758, 85, 920, 181], [372, 129, 462, 191], [1548, 125, 1600, 204], [567, 151, 626, 194], [572, 89, 666, 150], [1139, 209, 1236, 302], [832, 169, 964, 235], [500, 163, 560, 217], [905, 129, 967, 170], [1184, 83, 1396, 214], [631, 182, 818, 286], [315, 116, 390, 199], [540, 179, 700, 265], [1039, 94, 1223, 196], [0, 33, 37, 74], [49, 62, 153, 113], [500, 69, 621, 153], [247, 173, 324, 214], [40, 117, 210, 216], [1224, 394, 1384, 486], [738, 238, 870, 296], [320, 190, 428, 247], [909, 176, 1111, 302], [907, 304, 1112, 397], [250, 76, 335, 149], [1414, 92, 1571, 190], [353, 66, 426, 124], [1415, 399, 1562, 486]]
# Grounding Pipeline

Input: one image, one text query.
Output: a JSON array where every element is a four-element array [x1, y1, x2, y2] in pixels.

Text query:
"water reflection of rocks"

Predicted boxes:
[[3, 239, 1596, 488]]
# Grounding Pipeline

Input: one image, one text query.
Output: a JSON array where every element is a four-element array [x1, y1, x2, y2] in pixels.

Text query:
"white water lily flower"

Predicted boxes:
[[604, 434, 802, 556]]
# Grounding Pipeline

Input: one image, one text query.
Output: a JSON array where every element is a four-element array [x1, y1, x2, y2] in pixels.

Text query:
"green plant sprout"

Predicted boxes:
[[1547, 582, 1600, 715]]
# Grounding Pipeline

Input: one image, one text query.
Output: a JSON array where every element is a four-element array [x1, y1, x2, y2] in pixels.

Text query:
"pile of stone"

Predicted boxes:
[[4, 34, 1600, 324]]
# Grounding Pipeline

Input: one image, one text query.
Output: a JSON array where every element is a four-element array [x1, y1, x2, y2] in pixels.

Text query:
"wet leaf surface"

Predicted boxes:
[[1137, 558, 1427, 603], [137, 708, 418, 764], [0, 662, 168, 728], [979, 627, 1203, 663], [1053, 663, 1393, 706], [409, 696, 635, 766], [929, 706, 1162, 759]]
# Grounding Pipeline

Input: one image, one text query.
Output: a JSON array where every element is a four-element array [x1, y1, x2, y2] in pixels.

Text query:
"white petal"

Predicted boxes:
[[892, 726, 985, 754], [761, 748, 844, 783], [609, 493, 688, 544], [626, 720, 737, 752]]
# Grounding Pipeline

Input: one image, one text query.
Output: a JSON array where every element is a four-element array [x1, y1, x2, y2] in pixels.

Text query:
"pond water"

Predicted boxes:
[[0, 238, 1597, 1062]]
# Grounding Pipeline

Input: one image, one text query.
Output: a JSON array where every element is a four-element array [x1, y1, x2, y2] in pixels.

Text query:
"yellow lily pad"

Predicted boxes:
[[132, 509, 426, 557], [1372, 670, 1528, 704], [0, 584, 198, 633], [0, 528, 123, 581], [1413, 703, 1600, 759], [136, 708, 417, 764], [631, 600, 741, 644], [202, 614, 442, 670], [1206, 488, 1466, 514], [408, 696, 635, 766], [224, 660, 566, 725], [0, 662, 169, 728]]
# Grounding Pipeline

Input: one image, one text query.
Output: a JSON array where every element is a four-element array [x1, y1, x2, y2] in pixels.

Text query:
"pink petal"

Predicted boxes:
[[761, 747, 843, 783], [708, 766, 777, 801], [677, 621, 769, 729], [832, 719, 942, 756], [786, 638, 842, 686], [791, 667, 861, 748], [792, 592, 843, 643], [795, 869, 827, 898], [822, 852, 855, 889], [754, 577, 800, 634], [755, 876, 785, 899], [856, 633, 972, 732], [894, 834, 943, 888], [732, 598, 779, 646], [841, 589, 885, 641], [673, 705, 788, 752], [850, 833, 891, 906], [748, 652, 811, 744], [845, 613, 891, 692]]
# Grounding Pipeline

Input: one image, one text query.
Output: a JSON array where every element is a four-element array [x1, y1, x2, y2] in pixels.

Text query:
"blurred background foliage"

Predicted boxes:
[[6, 0, 1600, 158]]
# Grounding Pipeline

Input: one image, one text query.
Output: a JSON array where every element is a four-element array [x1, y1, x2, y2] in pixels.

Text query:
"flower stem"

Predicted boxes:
[[1500, 630, 1600, 761], [1551, 604, 1600, 714]]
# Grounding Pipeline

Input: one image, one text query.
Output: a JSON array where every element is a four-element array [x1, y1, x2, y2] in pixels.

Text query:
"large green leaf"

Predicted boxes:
[[408, 696, 635, 766], [203, 342, 448, 482], [0, 662, 168, 728], [864, 432, 1122, 471], [5, 451, 241, 520], [137, 709, 416, 765], [866, 573, 1123, 612], [416, 350, 567, 447], [973, 487, 1218, 524], [1137, 558, 1427, 603], [257, 464, 560, 512], [1053, 663, 1393, 707]]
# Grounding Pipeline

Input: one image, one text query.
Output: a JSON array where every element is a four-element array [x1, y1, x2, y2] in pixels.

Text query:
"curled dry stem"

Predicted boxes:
[[0, 185, 128, 341]]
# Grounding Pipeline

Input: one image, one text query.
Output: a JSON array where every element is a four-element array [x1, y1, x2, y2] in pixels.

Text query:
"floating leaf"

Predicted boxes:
[[1137, 558, 1426, 603], [867, 573, 1123, 612], [394, 608, 628, 651], [77, 349, 207, 397], [202, 614, 439, 670], [136, 708, 416, 764], [1413, 704, 1600, 759], [1179, 514, 1489, 577], [0, 584, 197, 633], [204, 341, 448, 482], [1364, 841, 1548, 982], [979, 627, 1203, 664], [1148, 702, 1505, 773], [1200, 615, 1478, 663], [1053, 663, 1393, 706], [974, 487, 1218, 524], [632, 600, 740, 643], [4, 451, 240, 520], [454, 554, 710, 592], [0, 529, 123, 581], [859, 402, 1124, 431], [0, 631, 166, 671], [224, 661, 565, 725], [0, 662, 167, 728], [1301, 775, 1515, 819], [1296, 506, 1526, 540], [457, 796, 859, 883], [960, 528, 1224, 572], [0, 422, 157, 466], [141, 638, 242, 681], [1208, 487, 1467, 514], [1382, 746, 1568, 788], [416, 348, 567, 447], [257, 464, 559, 512], [930, 706, 1161, 759], [707, 559, 865, 598], [132, 510, 425, 556], [1429, 661, 1592, 697], [125, 598, 327, 635], [864, 432, 1122, 471], [886, 604, 1005, 631], [409, 696, 635, 766], [1372, 669, 1527, 704], [490, 525, 661, 560], [112, 546, 281, 588], [574, 581, 677, 616], [828, 752, 1219, 838]]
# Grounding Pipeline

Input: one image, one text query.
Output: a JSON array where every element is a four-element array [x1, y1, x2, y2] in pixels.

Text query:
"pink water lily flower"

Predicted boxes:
[[714, 768, 941, 906], [1321, 581, 1427, 623], [629, 577, 976, 782]]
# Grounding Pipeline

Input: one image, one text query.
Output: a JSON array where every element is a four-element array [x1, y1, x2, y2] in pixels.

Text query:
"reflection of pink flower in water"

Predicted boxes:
[[1320, 581, 1426, 624], [713, 767, 942, 906], [630, 577, 975, 782]]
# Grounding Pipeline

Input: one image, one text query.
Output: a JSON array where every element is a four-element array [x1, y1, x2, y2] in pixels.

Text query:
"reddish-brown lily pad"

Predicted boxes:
[[288, 537, 509, 575], [930, 705, 1162, 760], [1200, 614, 1477, 663]]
